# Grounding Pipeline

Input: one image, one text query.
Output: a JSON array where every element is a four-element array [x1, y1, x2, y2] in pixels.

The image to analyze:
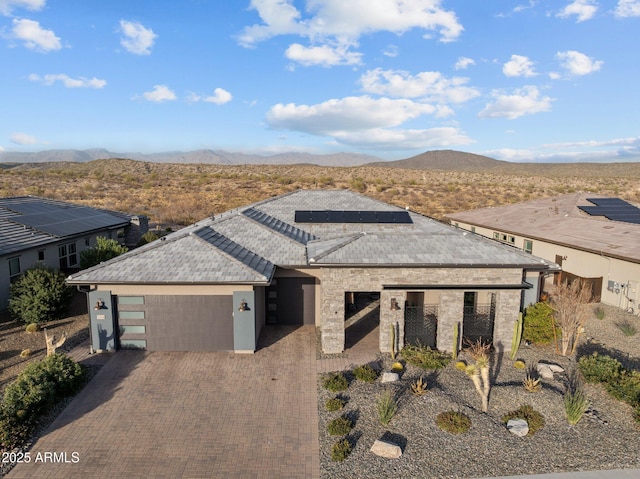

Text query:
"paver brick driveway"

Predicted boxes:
[[7, 325, 320, 479]]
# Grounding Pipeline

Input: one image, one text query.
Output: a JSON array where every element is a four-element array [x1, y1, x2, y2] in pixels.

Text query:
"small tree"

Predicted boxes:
[[80, 236, 128, 269], [8, 265, 73, 325], [550, 280, 592, 356]]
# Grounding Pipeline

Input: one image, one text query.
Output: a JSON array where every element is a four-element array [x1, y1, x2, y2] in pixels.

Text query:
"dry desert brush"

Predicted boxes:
[[502, 405, 545, 435], [435, 410, 472, 434], [401, 343, 451, 370], [550, 280, 592, 356]]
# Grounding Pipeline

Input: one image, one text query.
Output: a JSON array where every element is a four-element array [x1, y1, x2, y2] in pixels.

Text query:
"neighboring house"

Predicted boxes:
[[0, 196, 148, 310], [447, 193, 640, 311], [67, 190, 557, 355]]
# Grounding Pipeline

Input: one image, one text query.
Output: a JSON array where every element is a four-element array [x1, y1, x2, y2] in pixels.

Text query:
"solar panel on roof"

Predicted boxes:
[[578, 198, 640, 226], [9, 207, 127, 237], [294, 210, 413, 224]]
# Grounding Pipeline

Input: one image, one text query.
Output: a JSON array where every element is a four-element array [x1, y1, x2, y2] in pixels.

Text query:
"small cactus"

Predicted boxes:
[[455, 360, 467, 371], [391, 361, 404, 372], [514, 360, 526, 370], [410, 375, 428, 396], [25, 323, 38, 334], [523, 371, 542, 392], [20, 349, 32, 358]]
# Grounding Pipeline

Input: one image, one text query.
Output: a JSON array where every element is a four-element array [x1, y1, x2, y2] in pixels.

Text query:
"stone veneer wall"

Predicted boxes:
[[320, 266, 524, 354]]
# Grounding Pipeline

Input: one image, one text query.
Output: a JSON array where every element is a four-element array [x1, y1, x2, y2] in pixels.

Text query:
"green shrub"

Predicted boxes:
[[331, 438, 352, 461], [605, 370, 640, 406], [327, 416, 353, 436], [401, 344, 451, 370], [634, 405, 640, 425], [0, 354, 86, 450], [353, 364, 378, 383], [435, 410, 472, 434], [323, 372, 348, 392], [578, 352, 622, 384], [8, 265, 73, 325], [377, 391, 398, 426], [616, 321, 637, 337], [564, 388, 590, 425], [25, 323, 39, 334], [522, 302, 557, 344], [137, 230, 160, 247], [502, 405, 545, 435], [513, 360, 526, 370], [594, 306, 605, 320], [80, 236, 128, 268], [325, 397, 346, 412]]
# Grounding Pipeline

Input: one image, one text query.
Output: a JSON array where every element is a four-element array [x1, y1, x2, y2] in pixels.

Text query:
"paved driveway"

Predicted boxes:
[[7, 325, 319, 479]]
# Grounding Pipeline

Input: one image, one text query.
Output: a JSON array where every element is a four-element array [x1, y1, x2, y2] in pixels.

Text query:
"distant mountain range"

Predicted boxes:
[[0, 148, 379, 167], [368, 150, 509, 171]]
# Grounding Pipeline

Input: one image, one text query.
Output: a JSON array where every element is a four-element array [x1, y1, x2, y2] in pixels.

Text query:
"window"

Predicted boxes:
[[85, 237, 91, 247], [58, 242, 78, 269], [508, 235, 515, 244], [118, 296, 145, 305], [120, 325, 146, 334], [493, 232, 500, 240], [37, 250, 45, 262], [8, 257, 21, 278], [120, 339, 146, 349], [118, 311, 145, 320], [524, 240, 533, 254]]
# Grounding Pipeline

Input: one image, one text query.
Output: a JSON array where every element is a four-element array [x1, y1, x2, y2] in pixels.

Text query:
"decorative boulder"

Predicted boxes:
[[370, 439, 402, 458], [537, 361, 564, 379], [381, 372, 400, 383], [507, 419, 529, 437]]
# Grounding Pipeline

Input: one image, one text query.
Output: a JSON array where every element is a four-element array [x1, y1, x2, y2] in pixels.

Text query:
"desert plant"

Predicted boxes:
[[550, 279, 592, 356], [401, 344, 451, 370], [391, 361, 404, 372], [452, 322, 459, 360], [594, 306, 605, 320], [578, 352, 622, 384], [19, 349, 32, 358], [605, 370, 640, 406], [564, 388, 590, 425], [325, 397, 346, 412], [323, 372, 348, 392], [80, 236, 128, 269], [331, 438, 352, 461], [25, 323, 39, 334], [514, 360, 526, 370], [522, 301, 556, 344], [460, 341, 491, 412], [410, 375, 428, 396], [8, 265, 73, 325], [377, 391, 398, 425], [502, 405, 545, 435], [327, 416, 353, 436], [523, 368, 542, 393], [465, 339, 491, 360], [455, 360, 467, 371], [44, 328, 67, 356], [616, 320, 637, 337], [510, 313, 523, 360], [390, 322, 396, 360], [353, 364, 378, 383], [137, 230, 160, 247], [435, 410, 471, 434]]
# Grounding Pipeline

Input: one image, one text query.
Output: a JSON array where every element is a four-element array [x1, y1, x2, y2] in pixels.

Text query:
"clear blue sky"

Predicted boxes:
[[1, 0, 639, 162]]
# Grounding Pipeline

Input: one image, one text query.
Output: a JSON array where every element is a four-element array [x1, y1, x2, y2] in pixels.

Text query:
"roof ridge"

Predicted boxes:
[[242, 207, 317, 245], [308, 233, 365, 263]]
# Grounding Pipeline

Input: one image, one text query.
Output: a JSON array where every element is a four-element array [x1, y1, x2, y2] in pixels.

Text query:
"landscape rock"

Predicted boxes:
[[381, 372, 399, 383], [370, 440, 402, 459], [506, 419, 529, 437], [536, 361, 563, 379]]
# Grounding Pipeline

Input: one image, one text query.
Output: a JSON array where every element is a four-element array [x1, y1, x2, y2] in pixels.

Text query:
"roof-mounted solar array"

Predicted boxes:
[[294, 210, 413, 224], [8, 207, 128, 237], [578, 198, 640, 225]]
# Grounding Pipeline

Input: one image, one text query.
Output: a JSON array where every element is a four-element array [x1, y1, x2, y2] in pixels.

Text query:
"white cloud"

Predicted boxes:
[[502, 54, 537, 77], [331, 127, 474, 150], [141, 85, 176, 102], [188, 88, 233, 105], [556, 50, 603, 75], [557, 0, 598, 22], [382, 44, 399, 58], [10, 132, 39, 145], [0, 0, 44, 15], [454, 57, 475, 70], [615, 0, 640, 17], [285, 43, 362, 66], [359, 68, 479, 104], [478, 86, 553, 120], [238, 0, 463, 66], [119, 20, 157, 55], [12, 18, 61, 52], [29, 73, 106, 88]]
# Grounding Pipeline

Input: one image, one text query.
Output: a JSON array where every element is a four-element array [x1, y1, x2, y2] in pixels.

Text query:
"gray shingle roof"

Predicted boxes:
[[68, 189, 554, 285]]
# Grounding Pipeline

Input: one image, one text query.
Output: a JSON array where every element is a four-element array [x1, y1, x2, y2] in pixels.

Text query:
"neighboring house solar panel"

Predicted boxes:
[[294, 210, 413, 224], [9, 207, 127, 237], [578, 198, 640, 226]]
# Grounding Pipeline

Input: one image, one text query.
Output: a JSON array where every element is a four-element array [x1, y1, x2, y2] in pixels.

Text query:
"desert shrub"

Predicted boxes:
[[323, 372, 348, 392], [8, 265, 73, 325], [137, 230, 160, 246], [80, 236, 128, 268], [594, 306, 605, 320], [523, 368, 542, 393], [605, 370, 640, 406], [325, 397, 346, 412], [0, 354, 86, 450], [352, 364, 378, 383], [19, 349, 32, 358], [410, 376, 428, 396], [522, 302, 556, 344], [634, 405, 640, 424], [327, 416, 353, 436], [25, 323, 39, 334], [331, 438, 352, 461], [578, 352, 622, 384], [502, 405, 545, 435], [377, 391, 398, 425], [435, 411, 471, 434], [616, 320, 637, 337], [564, 388, 590, 425], [454, 360, 467, 371], [513, 360, 526, 370], [401, 344, 451, 370]]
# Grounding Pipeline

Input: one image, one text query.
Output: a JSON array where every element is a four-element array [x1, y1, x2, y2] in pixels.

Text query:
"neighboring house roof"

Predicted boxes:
[[447, 193, 640, 264], [67, 189, 555, 286], [0, 196, 131, 257]]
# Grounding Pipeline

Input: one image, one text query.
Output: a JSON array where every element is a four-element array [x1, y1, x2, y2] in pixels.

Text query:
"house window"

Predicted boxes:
[[58, 242, 78, 269], [118, 296, 145, 305], [8, 257, 21, 278], [37, 250, 45, 262], [85, 237, 91, 247], [508, 235, 515, 244], [493, 232, 500, 240], [501, 234, 508, 242], [118, 311, 145, 320], [524, 240, 533, 254]]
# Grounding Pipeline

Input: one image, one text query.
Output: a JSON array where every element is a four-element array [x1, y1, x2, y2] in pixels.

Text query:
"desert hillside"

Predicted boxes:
[[1, 158, 639, 228]]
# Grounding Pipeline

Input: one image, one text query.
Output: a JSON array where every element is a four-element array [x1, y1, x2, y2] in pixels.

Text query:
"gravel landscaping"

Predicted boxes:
[[318, 304, 640, 479]]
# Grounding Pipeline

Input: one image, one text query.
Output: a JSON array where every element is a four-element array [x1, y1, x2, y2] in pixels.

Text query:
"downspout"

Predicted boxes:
[[76, 285, 96, 354]]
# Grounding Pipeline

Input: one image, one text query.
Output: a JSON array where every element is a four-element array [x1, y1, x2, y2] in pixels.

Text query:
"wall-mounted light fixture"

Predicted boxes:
[[562, 256, 568, 261], [390, 298, 400, 310], [238, 299, 250, 312]]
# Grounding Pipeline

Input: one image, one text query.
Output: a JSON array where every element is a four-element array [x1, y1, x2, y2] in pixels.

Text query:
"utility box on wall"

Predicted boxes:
[[88, 290, 116, 352], [233, 291, 256, 353]]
